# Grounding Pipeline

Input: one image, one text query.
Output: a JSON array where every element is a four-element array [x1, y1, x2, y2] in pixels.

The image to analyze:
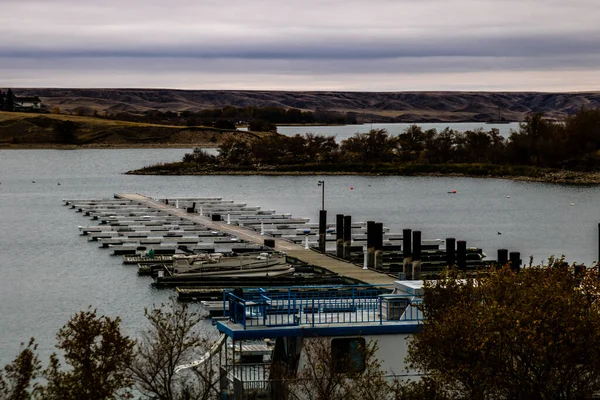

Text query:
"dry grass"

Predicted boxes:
[[0, 111, 268, 148]]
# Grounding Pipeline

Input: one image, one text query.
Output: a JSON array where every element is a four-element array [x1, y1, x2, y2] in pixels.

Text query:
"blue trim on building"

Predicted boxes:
[[216, 321, 422, 340]]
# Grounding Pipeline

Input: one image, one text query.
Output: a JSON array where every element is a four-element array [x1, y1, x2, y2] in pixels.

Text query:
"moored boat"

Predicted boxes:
[[151, 251, 295, 281]]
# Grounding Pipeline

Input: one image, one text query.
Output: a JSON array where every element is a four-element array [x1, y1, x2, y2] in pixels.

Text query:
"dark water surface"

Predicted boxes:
[[1, 148, 598, 363]]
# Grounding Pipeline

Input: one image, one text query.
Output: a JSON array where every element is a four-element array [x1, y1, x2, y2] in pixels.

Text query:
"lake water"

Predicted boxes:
[[1, 144, 598, 364]]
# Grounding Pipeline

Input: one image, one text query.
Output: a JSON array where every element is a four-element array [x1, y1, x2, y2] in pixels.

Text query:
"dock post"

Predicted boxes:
[[186, 202, 196, 213], [412, 230, 422, 280], [343, 215, 352, 259], [200, 206, 203, 216], [402, 229, 412, 278], [374, 222, 384, 271], [175, 199, 179, 208], [336, 214, 344, 258], [363, 245, 368, 269], [446, 238, 456, 266], [509, 252, 521, 273], [457, 240, 467, 271], [497, 249, 509, 266], [260, 221, 265, 235], [304, 235, 310, 250], [367, 221, 375, 268], [318, 210, 327, 253], [227, 214, 231, 224]]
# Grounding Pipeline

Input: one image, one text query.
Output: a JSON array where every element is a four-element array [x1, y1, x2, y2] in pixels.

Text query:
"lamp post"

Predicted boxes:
[[317, 180, 325, 210]]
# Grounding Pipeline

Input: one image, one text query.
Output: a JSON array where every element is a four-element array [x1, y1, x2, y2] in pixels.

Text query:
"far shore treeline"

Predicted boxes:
[[101, 105, 358, 130], [132, 108, 600, 182]]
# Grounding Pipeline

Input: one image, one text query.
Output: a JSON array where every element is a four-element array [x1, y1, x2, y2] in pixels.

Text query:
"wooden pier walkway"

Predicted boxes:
[[115, 194, 396, 286]]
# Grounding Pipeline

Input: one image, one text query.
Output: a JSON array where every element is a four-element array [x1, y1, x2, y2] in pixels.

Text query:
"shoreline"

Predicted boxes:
[[0, 143, 215, 150], [2, 143, 598, 185], [126, 168, 600, 185]]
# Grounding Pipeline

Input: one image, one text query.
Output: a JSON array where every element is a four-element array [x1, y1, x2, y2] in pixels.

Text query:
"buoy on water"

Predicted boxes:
[[350, 187, 354, 190], [448, 190, 457, 194]]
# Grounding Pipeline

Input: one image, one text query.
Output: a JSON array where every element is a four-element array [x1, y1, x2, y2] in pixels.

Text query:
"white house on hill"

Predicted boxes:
[[14, 96, 42, 110]]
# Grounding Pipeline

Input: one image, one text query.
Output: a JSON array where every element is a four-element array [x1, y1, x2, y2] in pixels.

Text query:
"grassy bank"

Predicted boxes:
[[0, 111, 265, 148]]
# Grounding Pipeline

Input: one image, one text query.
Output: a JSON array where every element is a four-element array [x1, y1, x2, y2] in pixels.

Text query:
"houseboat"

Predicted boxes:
[[203, 281, 425, 399]]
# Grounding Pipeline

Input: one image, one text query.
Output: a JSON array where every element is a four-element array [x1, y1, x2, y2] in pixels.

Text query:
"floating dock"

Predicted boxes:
[[65, 194, 512, 304], [113, 194, 399, 286]]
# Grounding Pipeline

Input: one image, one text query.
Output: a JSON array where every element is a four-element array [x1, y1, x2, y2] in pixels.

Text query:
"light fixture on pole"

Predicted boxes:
[[317, 180, 325, 210]]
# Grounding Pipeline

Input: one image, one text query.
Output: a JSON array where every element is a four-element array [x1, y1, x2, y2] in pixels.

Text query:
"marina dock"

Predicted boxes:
[[65, 194, 512, 304], [114, 193, 397, 286]]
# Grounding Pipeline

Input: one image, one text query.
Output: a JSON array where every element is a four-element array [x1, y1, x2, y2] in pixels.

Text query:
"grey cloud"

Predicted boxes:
[[2, 32, 600, 61], [1, 0, 599, 90]]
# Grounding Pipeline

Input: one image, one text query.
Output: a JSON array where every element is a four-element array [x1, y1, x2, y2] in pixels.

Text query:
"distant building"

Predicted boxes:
[[541, 116, 561, 123], [14, 96, 42, 110]]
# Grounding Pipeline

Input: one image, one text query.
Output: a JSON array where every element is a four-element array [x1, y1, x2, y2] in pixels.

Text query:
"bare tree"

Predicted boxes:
[[129, 297, 223, 400], [286, 337, 392, 400]]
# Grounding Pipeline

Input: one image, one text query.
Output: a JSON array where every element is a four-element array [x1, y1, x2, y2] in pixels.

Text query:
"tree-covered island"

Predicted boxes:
[[129, 108, 600, 184]]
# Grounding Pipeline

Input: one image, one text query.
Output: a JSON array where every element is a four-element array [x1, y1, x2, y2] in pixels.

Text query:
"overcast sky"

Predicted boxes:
[[1, 0, 599, 91]]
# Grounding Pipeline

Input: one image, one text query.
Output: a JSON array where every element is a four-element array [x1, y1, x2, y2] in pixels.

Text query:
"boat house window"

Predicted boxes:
[[331, 338, 366, 373]]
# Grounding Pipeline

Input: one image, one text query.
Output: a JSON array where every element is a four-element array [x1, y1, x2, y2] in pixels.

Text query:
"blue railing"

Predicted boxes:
[[224, 285, 423, 329]]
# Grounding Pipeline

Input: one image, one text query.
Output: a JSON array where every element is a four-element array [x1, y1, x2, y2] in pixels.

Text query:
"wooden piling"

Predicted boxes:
[[412, 231, 422, 261], [446, 238, 456, 266], [497, 249, 508, 266], [336, 214, 344, 258], [412, 231, 422, 280], [457, 240, 467, 270], [509, 252, 521, 273], [367, 221, 375, 268], [402, 229, 412, 278], [374, 222, 384, 270], [343, 215, 352, 260], [318, 210, 327, 253]]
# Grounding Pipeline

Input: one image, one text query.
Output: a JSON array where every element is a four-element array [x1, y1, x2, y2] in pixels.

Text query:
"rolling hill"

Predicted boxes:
[[0, 111, 267, 148], [10, 88, 600, 122]]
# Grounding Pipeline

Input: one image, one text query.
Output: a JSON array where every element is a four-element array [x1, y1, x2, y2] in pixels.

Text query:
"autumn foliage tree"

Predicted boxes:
[[37, 308, 135, 400], [0, 338, 41, 400], [405, 263, 600, 399]]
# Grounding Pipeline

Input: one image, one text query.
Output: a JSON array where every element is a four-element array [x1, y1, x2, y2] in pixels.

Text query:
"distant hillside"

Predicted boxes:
[[10, 89, 600, 122], [0, 111, 267, 148]]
